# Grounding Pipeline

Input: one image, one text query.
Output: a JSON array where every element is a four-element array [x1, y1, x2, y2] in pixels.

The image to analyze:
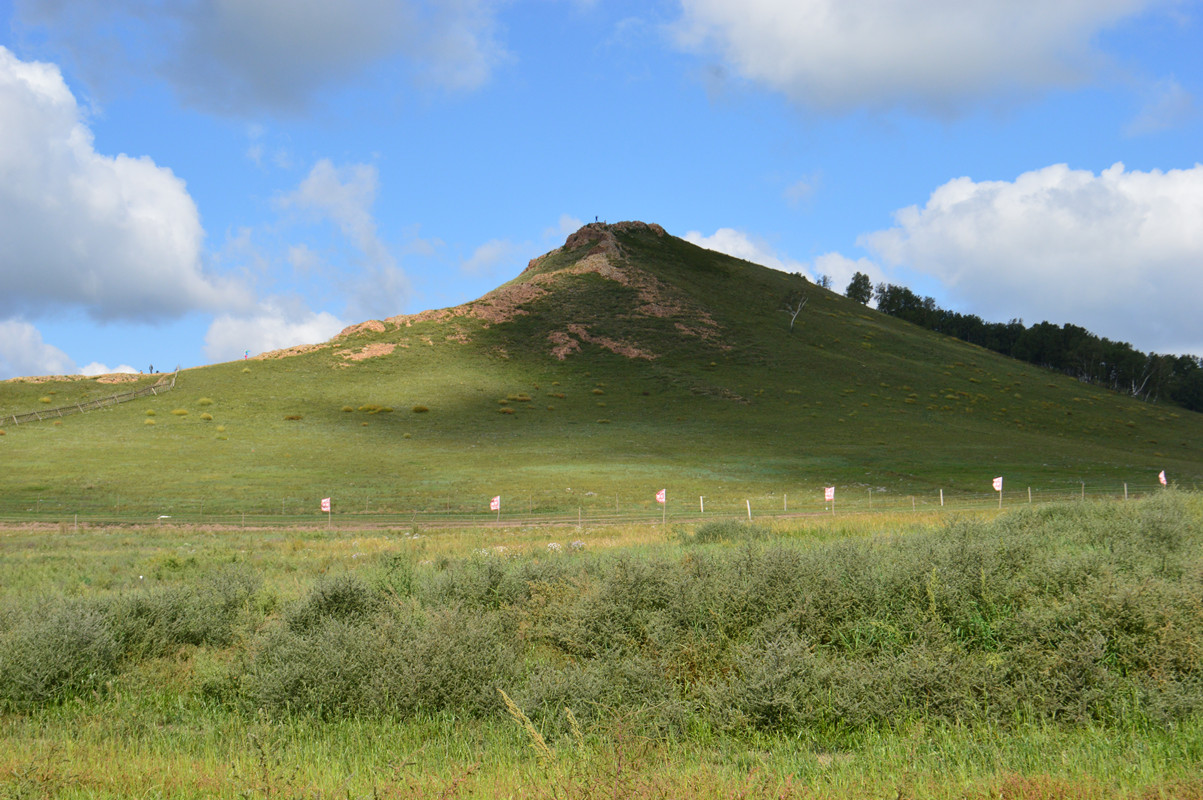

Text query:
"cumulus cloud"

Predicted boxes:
[[80, 362, 138, 376], [0, 47, 249, 322], [0, 320, 77, 379], [859, 162, 1203, 354], [675, 0, 1161, 113], [545, 214, 585, 241], [461, 238, 524, 275], [683, 227, 814, 280], [17, 0, 507, 115], [277, 159, 410, 320], [204, 297, 347, 362], [812, 252, 887, 296]]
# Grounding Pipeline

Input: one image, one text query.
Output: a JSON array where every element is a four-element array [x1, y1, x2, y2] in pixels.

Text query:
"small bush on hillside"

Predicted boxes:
[[197, 397, 214, 406], [200, 412, 213, 421], [171, 409, 188, 416], [146, 410, 156, 416], [499, 407, 515, 415], [412, 405, 429, 413], [39, 396, 51, 404], [284, 415, 302, 421], [144, 418, 156, 426], [341, 406, 354, 412]]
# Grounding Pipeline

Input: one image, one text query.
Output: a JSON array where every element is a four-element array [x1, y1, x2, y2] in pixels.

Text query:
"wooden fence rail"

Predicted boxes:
[[4, 372, 176, 426]]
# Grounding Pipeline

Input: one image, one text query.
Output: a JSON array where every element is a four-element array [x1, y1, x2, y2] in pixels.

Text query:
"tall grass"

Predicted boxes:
[[1, 493, 1201, 796]]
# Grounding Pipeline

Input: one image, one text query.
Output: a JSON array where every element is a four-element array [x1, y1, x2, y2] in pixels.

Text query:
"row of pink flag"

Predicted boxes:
[[318, 470, 1171, 513]]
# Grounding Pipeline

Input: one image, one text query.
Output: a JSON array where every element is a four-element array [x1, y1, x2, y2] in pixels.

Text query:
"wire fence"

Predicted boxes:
[[0, 480, 1183, 530], [3, 372, 177, 427]]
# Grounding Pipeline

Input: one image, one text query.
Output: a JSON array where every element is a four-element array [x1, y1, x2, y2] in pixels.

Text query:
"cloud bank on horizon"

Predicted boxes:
[[1, 0, 1200, 379]]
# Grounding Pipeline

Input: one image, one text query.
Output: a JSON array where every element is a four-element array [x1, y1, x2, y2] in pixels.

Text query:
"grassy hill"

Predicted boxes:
[[2, 221, 1201, 519]]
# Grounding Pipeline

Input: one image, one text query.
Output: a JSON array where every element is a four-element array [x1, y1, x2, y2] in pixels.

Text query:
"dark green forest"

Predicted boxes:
[[854, 276, 1203, 413]]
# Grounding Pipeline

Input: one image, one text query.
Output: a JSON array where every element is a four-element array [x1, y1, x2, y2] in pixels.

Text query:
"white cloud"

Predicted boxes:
[[80, 362, 137, 376], [683, 227, 814, 280], [0, 320, 77, 379], [859, 162, 1203, 354], [462, 238, 523, 275], [675, 0, 1162, 113], [277, 159, 410, 320], [17, 0, 508, 115], [784, 173, 821, 207], [1125, 77, 1195, 136], [204, 297, 347, 362], [287, 244, 323, 275], [545, 214, 585, 240], [0, 47, 250, 322], [812, 252, 887, 296]]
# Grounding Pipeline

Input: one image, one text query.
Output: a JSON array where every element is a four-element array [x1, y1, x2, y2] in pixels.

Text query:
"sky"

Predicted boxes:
[[1, 0, 1201, 380]]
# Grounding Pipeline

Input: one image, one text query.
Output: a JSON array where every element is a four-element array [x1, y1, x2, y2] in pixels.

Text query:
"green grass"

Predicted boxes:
[[1, 494, 1201, 797], [0, 224, 1200, 518]]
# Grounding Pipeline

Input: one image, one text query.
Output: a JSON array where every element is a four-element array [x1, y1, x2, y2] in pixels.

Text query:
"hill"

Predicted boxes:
[[2, 221, 1201, 519]]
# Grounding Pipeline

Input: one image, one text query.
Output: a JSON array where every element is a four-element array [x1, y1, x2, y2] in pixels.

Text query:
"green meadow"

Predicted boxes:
[[2, 224, 1202, 797], [1, 494, 1201, 798], [1, 225, 1200, 522]]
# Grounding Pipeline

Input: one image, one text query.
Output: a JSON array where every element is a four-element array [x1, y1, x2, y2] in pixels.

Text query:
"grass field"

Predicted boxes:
[[2, 492, 1201, 798], [2, 225, 1201, 521]]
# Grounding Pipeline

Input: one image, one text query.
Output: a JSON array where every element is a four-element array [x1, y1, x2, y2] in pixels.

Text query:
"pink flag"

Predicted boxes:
[[824, 486, 835, 502], [320, 497, 331, 512], [1159, 470, 1167, 486], [490, 495, 501, 511], [992, 477, 1003, 492], [656, 489, 666, 504]]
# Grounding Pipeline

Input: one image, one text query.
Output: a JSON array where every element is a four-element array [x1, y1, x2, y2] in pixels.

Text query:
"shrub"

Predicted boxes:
[[108, 566, 260, 658], [216, 425, 226, 433], [592, 388, 604, 395], [146, 410, 156, 416], [499, 407, 515, 415], [241, 617, 382, 719], [341, 406, 354, 412], [0, 600, 118, 709], [287, 574, 383, 634], [412, 405, 429, 413], [144, 418, 156, 426], [200, 412, 213, 421], [691, 520, 771, 544], [197, 397, 214, 406], [171, 408, 188, 416], [39, 396, 51, 404], [283, 415, 302, 421], [242, 367, 251, 373]]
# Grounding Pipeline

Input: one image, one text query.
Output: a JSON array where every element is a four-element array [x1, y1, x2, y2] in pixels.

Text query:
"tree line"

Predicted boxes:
[[842, 272, 1203, 413]]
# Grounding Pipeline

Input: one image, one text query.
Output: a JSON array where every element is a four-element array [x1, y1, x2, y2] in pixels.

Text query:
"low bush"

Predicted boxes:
[[171, 408, 188, 416], [412, 405, 429, 413], [690, 519, 771, 543], [0, 600, 118, 709]]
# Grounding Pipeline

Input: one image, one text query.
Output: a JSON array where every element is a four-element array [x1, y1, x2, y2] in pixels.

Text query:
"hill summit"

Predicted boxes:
[[319, 220, 739, 365]]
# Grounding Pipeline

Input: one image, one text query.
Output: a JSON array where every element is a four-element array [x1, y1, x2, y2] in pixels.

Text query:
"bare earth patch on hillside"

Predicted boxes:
[[336, 343, 397, 361], [254, 343, 328, 360]]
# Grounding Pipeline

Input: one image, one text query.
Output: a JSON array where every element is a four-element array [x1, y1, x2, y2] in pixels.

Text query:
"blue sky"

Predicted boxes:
[[1, 0, 1200, 379]]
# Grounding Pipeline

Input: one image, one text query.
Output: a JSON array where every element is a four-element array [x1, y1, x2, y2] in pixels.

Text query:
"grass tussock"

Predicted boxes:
[[171, 409, 188, 416], [412, 405, 429, 413], [200, 412, 213, 421]]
